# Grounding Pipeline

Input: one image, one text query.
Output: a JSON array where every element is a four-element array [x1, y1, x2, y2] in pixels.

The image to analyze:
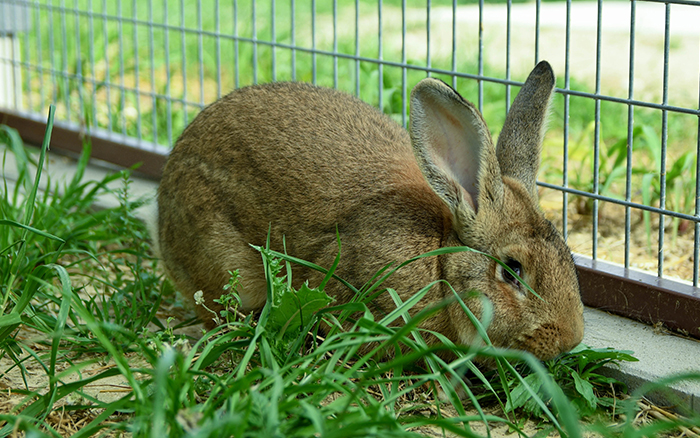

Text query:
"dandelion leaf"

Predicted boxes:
[[268, 283, 333, 338]]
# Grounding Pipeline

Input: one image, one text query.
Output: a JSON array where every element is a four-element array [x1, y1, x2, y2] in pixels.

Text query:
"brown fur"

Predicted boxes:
[[156, 61, 584, 361]]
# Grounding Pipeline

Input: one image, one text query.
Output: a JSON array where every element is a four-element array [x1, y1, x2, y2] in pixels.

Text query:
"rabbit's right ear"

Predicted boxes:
[[496, 61, 556, 200], [410, 78, 504, 232]]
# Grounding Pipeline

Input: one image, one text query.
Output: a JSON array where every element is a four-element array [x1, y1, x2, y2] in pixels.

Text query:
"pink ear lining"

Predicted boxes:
[[411, 78, 502, 217], [460, 185, 476, 211]]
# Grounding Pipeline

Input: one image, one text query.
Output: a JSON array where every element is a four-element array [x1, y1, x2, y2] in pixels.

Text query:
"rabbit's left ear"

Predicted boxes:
[[496, 61, 556, 200], [410, 78, 503, 230]]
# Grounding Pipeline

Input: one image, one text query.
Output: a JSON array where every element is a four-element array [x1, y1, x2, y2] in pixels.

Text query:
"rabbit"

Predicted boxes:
[[155, 60, 584, 361]]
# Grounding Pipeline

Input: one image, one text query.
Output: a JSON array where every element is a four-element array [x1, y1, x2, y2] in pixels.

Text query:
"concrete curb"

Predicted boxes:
[[583, 307, 700, 414]]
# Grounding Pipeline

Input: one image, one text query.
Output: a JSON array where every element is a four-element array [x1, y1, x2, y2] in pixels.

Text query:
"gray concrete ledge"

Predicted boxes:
[[583, 307, 700, 414]]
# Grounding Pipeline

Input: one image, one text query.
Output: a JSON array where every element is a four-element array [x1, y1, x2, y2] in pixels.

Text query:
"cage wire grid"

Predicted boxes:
[[0, 0, 699, 287]]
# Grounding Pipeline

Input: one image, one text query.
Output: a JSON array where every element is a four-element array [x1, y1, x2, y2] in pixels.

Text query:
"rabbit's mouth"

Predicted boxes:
[[512, 321, 584, 361]]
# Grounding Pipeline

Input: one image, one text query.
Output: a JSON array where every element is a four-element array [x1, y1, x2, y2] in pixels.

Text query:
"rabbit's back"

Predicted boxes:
[[157, 82, 450, 316]]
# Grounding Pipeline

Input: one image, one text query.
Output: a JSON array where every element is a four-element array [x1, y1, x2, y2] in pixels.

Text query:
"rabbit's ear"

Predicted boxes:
[[410, 78, 503, 228], [496, 61, 556, 200]]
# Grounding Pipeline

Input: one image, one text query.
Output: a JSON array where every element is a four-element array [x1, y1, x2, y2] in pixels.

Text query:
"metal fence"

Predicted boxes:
[[1, 0, 699, 293]]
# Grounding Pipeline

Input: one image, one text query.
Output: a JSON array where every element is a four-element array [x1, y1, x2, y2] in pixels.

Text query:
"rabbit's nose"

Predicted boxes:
[[523, 317, 584, 360]]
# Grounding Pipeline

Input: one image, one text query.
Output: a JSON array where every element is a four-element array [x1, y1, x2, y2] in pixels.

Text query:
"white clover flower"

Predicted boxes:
[[194, 290, 204, 305]]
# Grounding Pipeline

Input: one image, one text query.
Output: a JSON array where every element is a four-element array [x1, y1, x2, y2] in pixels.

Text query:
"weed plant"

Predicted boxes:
[[2, 113, 700, 437]]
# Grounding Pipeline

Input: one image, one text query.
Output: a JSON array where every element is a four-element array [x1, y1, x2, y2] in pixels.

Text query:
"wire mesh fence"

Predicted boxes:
[[0, 0, 699, 287]]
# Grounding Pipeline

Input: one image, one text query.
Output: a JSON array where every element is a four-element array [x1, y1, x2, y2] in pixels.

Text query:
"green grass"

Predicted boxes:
[[2, 113, 700, 437]]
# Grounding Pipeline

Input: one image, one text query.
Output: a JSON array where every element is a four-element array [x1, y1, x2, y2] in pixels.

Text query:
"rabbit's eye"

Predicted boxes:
[[502, 259, 522, 287]]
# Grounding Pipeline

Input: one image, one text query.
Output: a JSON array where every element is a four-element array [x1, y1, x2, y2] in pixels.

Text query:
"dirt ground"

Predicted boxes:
[[538, 188, 695, 284]]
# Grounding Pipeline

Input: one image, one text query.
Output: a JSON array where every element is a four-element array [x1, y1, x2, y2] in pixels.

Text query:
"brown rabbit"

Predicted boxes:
[[155, 61, 584, 361]]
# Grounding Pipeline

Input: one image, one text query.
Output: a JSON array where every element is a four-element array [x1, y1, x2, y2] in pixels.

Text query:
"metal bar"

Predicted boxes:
[[14, 5, 21, 109], [234, 0, 239, 88], [252, 0, 257, 84], [179, 0, 187, 125], [34, 0, 44, 110], [118, 0, 126, 135], [534, 0, 540, 62], [451, 0, 456, 88], [657, 3, 671, 278], [74, 0, 84, 125], [60, 0, 69, 121], [271, 0, 276, 82], [23, 0, 31, 112], [624, 0, 637, 270], [695, 65, 700, 287], [478, 0, 483, 111], [13, 34, 700, 120], [538, 182, 700, 222], [197, 0, 204, 105], [101, 0, 111, 132], [47, 0, 55, 104], [132, 0, 142, 141], [505, 0, 511, 113], [401, 0, 406, 128], [562, 0, 571, 241], [426, 0, 431, 78], [378, 0, 383, 111], [291, 0, 295, 81], [12, 0, 21, 110], [148, 0, 157, 144], [163, 0, 172, 146], [333, 0, 337, 88], [592, 0, 603, 260], [1, 2, 10, 107], [354, 0, 359, 95], [215, 0, 221, 98], [9, 4, 694, 111], [149, 9, 700, 111], [311, 0, 316, 84]]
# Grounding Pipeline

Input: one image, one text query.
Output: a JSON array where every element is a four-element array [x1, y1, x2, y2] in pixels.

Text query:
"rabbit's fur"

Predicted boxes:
[[156, 61, 584, 361]]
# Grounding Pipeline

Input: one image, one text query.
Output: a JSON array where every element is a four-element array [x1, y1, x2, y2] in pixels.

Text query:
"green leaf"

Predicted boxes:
[[0, 219, 65, 242], [0, 312, 22, 332], [572, 371, 597, 410], [574, 347, 638, 364], [640, 124, 661, 167], [505, 373, 543, 412], [268, 283, 333, 339]]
